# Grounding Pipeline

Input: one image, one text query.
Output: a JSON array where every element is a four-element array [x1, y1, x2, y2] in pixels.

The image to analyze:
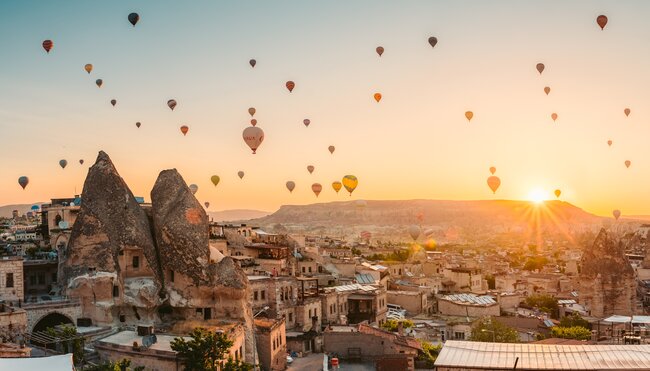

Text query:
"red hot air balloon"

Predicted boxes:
[[624, 108, 630, 117], [286, 81, 295, 92], [243, 126, 264, 154], [307, 165, 314, 174], [250, 119, 257, 127], [376, 46, 384, 56], [180, 125, 189, 136], [489, 166, 496, 175], [597, 15, 608, 30], [551, 113, 558, 122], [487, 176, 501, 194], [328, 145, 335, 154], [465, 111, 473, 122], [613, 209, 621, 220], [311, 183, 322, 197], [42, 40, 53, 53], [303, 119, 310, 127], [374, 93, 382, 102], [607, 140, 612, 147]]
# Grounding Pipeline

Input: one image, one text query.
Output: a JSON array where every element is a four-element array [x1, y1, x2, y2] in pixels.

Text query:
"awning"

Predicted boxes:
[[0, 354, 73, 370], [602, 315, 632, 323], [632, 316, 650, 324]]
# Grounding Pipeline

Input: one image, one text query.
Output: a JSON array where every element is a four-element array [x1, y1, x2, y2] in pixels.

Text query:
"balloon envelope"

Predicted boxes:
[[465, 111, 473, 121], [374, 93, 382, 102], [376, 46, 384, 56], [59, 159, 67, 169], [189, 184, 198, 195], [248, 107, 256, 117], [242, 126, 264, 154], [536, 63, 545, 74], [624, 108, 630, 117], [238, 171, 245, 179], [613, 209, 621, 220], [18, 176, 29, 190], [180, 125, 189, 136], [487, 175, 500, 194], [286, 181, 296, 193], [211, 175, 220, 186], [332, 181, 342, 193], [286, 81, 295, 92], [328, 145, 335, 154], [167, 99, 177, 111], [342, 175, 358, 195], [128, 13, 140, 26], [204, 202, 210, 208], [79, 159, 84, 165], [554, 189, 561, 198], [307, 166, 314, 174], [136, 122, 141, 128], [428, 36, 438, 48], [597, 15, 608, 30], [84, 64, 93, 74], [311, 183, 322, 197], [607, 140, 612, 147], [544, 86, 550, 95], [42, 40, 53, 53], [96, 79, 103, 88], [408, 225, 421, 241], [110, 99, 116, 106], [489, 166, 496, 175], [303, 119, 310, 127], [625, 160, 631, 168], [249, 59, 256, 67], [551, 113, 558, 121], [250, 119, 257, 126]]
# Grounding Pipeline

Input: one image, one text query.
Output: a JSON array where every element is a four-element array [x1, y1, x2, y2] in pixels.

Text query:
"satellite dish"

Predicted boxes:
[[58, 221, 69, 229]]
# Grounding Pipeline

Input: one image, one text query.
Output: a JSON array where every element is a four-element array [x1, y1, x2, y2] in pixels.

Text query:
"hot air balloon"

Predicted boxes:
[[465, 111, 473, 122], [128, 12, 140, 26], [544, 86, 550, 95], [286, 181, 296, 193], [376, 46, 384, 57], [374, 93, 382, 102], [428, 36, 438, 48], [238, 171, 245, 179], [607, 140, 612, 147], [625, 160, 631, 168], [96, 79, 103, 88], [211, 175, 220, 186], [489, 166, 496, 175], [613, 209, 621, 220], [307, 165, 314, 174], [487, 176, 500, 194], [189, 184, 198, 195], [79, 159, 84, 165], [31, 205, 39, 211], [311, 183, 322, 197], [342, 175, 358, 195], [360, 231, 372, 240], [624, 108, 630, 117], [424, 228, 434, 238], [536, 63, 545, 74], [328, 145, 335, 154], [42, 40, 53, 53], [332, 181, 342, 193], [597, 15, 608, 30], [18, 176, 29, 190], [204, 202, 210, 209], [286, 81, 295, 92], [248, 107, 256, 117], [551, 113, 558, 122], [554, 189, 561, 198], [242, 126, 264, 154], [303, 119, 310, 127], [167, 99, 177, 111], [110, 99, 116, 107], [136, 122, 141, 128], [180, 125, 189, 136], [59, 159, 68, 169], [249, 59, 256, 68], [84, 64, 93, 74], [408, 225, 421, 241]]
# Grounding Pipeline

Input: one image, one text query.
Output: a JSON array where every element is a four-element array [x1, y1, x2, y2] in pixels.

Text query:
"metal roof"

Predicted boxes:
[[558, 299, 577, 305], [435, 340, 650, 370], [355, 273, 376, 285], [334, 283, 377, 292], [442, 293, 496, 306]]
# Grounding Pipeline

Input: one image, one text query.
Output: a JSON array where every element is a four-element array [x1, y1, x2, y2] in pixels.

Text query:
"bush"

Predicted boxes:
[[551, 326, 591, 341], [381, 319, 414, 332]]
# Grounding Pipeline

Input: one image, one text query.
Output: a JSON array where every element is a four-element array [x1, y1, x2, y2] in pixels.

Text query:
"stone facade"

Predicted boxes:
[[0, 257, 23, 302], [255, 318, 287, 371], [0, 305, 27, 342]]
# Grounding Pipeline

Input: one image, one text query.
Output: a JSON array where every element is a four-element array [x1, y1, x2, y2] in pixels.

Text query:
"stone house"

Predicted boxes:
[[255, 318, 287, 371], [0, 256, 23, 303]]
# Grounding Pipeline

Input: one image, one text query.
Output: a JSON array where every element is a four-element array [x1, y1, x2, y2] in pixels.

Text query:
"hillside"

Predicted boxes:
[[0, 203, 44, 218], [207, 209, 272, 222]]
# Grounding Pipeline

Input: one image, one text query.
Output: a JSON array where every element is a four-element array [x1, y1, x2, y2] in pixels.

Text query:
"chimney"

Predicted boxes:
[[397, 321, 404, 336]]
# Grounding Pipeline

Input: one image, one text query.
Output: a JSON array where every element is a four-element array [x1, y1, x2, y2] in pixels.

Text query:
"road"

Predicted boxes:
[[287, 353, 375, 371]]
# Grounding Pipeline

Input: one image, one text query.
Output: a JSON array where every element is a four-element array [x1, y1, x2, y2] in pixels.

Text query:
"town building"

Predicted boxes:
[[254, 318, 287, 371]]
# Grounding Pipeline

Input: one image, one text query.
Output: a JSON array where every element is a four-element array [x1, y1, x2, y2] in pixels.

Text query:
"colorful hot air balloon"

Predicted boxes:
[[204, 202, 210, 209], [342, 175, 358, 195], [489, 166, 496, 175], [607, 140, 612, 147], [286, 181, 296, 193], [374, 93, 382, 102], [79, 159, 84, 165], [96, 79, 103, 88], [84, 64, 93, 74], [613, 209, 621, 220], [128, 12, 140, 26], [136, 122, 141, 128], [536, 63, 545, 74], [551, 113, 558, 122], [243, 126, 264, 154], [428, 36, 438, 48], [42, 40, 53, 53], [376, 46, 384, 57], [554, 189, 561, 198], [59, 159, 68, 169], [624, 108, 630, 117], [238, 171, 245, 179], [597, 15, 608, 30], [248, 107, 256, 117], [311, 183, 322, 197], [250, 119, 257, 126], [180, 125, 189, 136], [168, 99, 177, 111], [18, 176, 29, 190], [110, 99, 116, 107], [303, 119, 310, 127], [286, 81, 295, 92], [249, 59, 256, 68], [408, 225, 421, 241], [328, 145, 335, 154], [465, 111, 473, 122], [487, 175, 500, 194], [211, 175, 220, 186], [544, 86, 550, 95], [189, 184, 198, 195], [332, 181, 342, 193], [625, 160, 631, 168], [307, 165, 315, 174]]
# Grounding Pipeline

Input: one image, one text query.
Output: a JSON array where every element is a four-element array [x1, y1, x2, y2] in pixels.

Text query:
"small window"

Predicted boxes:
[[308, 266, 312, 273], [30, 275, 36, 285], [132, 256, 140, 269], [112, 285, 119, 297], [288, 313, 293, 322], [38, 274, 45, 285], [169, 270, 175, 282], [302, 267, 306, 273], [6, 273, 14, 288], [261, 291, 266, 300], [254, 291, 258, 301]]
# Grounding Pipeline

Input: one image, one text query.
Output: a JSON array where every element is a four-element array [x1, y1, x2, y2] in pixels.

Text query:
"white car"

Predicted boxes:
[[287, 355, 294, 364]]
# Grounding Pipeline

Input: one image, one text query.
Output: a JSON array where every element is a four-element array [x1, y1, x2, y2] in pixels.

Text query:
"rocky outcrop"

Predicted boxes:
[[579, 228, 637, 317]]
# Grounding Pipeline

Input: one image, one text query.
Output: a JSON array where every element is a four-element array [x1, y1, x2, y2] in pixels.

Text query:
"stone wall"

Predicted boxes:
[[0, 257, 24, 302], [0, 307, 27, 342], [23, 301, 81, 331]]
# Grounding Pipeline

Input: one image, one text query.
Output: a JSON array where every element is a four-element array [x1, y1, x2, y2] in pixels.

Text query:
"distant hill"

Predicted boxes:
[[0, 203, 45, 218], [207, 209, 272, 222]]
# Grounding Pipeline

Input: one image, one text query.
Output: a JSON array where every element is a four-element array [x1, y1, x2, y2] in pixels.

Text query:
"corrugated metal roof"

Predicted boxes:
[[603, 315, 632, 323], [558, 299, 577, 305], [442, 293, 496, 306], [334, 283, 376, 292], [355, 273, 375, 285], [435, 341, 650, 370]]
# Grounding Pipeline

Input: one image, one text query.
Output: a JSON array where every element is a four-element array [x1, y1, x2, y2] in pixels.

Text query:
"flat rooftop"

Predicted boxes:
[[97, 330, 188, 353]]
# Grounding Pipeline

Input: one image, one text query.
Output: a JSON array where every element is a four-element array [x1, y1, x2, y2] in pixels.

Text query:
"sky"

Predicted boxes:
[[1, 0, 650, 216]]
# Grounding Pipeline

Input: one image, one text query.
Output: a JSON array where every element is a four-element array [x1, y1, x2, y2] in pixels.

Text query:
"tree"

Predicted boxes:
[[470, 318, 519, 343], [46, 325, 84, 365], [170, 327, 252, 371], [381, 319, 414, 332], [523, 256, 548, 271], [83, 358, 145, 371], [559, 313, 591, 330], [417, 340, 442, 368], [551, 326, 591, 341], [525, 294, 559, 319]]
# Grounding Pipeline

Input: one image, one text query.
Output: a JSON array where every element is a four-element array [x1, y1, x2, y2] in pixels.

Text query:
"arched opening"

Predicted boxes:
[[54, 214, 62, 226], [32, 312, 74, 348]]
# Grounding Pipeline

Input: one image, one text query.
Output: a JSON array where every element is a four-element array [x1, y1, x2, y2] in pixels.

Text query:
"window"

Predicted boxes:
[[6, 273, 14, 288], [38, 274, 45, 285], [288, 313, 293, 322], [309, 309, 312, 317], [254, 291, 258, 301], [261, 290, 266, 300], [454, 332, 465, 340], [132, 256, 140, 269], [30, 275, 36, 285], [280, 290, 284, 301], [308, 266, 312, 273], [169, 270, 174, 282], [51, 272, 57, 283], [302, 267, 306, 273], [113, 285, 119, 297]]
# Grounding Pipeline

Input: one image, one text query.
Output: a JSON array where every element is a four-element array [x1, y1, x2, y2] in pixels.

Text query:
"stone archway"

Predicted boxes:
[[32, 312, 74, 334]]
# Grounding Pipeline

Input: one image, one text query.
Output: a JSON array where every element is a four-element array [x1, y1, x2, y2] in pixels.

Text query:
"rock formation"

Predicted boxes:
[[579, 228, 637, 317]]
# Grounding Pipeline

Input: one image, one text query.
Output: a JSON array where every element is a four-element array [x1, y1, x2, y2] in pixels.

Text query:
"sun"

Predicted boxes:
[[528, 188, 546, 204]]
